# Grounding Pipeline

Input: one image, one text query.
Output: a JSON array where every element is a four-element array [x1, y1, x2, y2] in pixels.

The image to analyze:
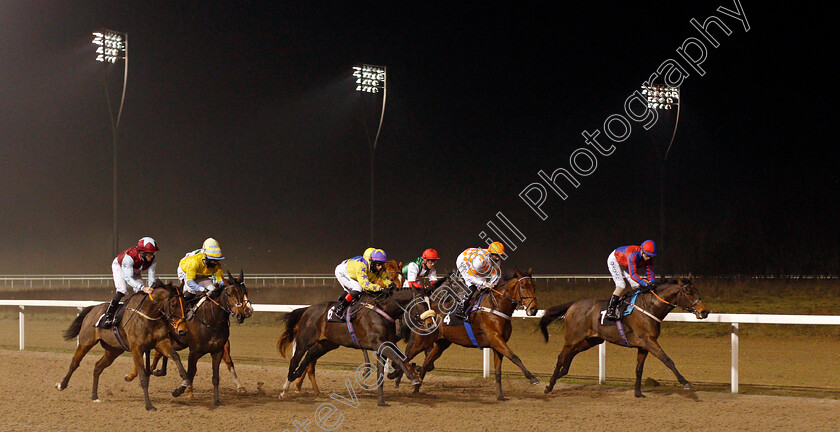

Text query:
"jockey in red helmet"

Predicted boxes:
[[96, 237, 159, 328], [402, 248, 440, 288], [605, 240, 657, 320]]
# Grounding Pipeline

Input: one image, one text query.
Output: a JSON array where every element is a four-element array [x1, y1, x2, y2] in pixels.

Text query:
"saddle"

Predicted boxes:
[[326, 300, 363, 322], [598, 290, 643, 326]]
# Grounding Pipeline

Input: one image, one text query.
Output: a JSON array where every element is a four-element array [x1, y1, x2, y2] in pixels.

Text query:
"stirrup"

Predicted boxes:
[[95, 314, 113, 329]]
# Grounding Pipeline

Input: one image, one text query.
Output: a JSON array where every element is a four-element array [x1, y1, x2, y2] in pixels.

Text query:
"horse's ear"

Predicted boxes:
[[527, 267, 533, 275], [227, 271, 235, 284], [687, 272, 693, 281], [239, 269, 244, 282]]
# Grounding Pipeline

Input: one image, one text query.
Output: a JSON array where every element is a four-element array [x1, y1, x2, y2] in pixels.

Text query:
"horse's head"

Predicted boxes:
[[223, 271, 251, 324], [513, 268, 539, 316], [151, 280, 189, 335], [384, 260, 405, 288], [670, 275, 709, 319]]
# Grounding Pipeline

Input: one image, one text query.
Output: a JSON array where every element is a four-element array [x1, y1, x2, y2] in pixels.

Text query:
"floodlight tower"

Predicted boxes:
[[641, 84, 680, 270], [93, 29, 128, 257], [353, 64, 387, 245]]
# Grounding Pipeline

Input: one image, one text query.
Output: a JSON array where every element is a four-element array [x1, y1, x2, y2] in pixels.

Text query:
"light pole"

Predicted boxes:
[[641, 84, 680, 269], [352, 64, 387, 245], [93, 29, 128, 257]]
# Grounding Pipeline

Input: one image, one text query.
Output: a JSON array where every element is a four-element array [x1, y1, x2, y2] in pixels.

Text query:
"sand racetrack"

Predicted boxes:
[[2, 349, 839, 432]]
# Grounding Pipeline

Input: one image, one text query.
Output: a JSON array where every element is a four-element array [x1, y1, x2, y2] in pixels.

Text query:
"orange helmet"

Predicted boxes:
[[421, 248, 439, 260], [487, 241, 505, 255]]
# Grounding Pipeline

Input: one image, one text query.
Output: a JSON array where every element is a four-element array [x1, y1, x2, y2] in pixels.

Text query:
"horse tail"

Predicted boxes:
[[277, 307, 307, 358], [539, 302, 573, 343], [63, 305, 96, 341]]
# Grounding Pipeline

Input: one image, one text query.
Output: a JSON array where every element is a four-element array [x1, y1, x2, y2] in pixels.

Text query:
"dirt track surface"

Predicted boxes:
[[3, 350, 839, 432]]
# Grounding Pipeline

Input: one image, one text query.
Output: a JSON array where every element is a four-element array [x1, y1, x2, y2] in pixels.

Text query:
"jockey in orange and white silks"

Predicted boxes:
[[605, 240, 657, 320], [96, 237, 159, 328], [452, 242, 504, 319], [329, 247, 395, 321]]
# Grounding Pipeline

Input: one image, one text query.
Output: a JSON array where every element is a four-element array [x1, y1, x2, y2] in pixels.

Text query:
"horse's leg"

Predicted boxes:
[[131, 347, 156, 411], [57, 338, 96, 391], [154, 338, 190, 398], [635, 348, 649, 398], [222, 339, 246, 393], [413, 339, 451, 395], [376, 352, 388, 407], [487, 335, 539, 385], [281, 341, 336, 399], [151, 350, 167, 377], [492, 349, 507, 401], [643, 336, 692, 390], [211, 350, 224, 406], [307, 360, 321, 396], [180, 350, 202, 400], [545, 337, 601, 393], [377, 342, 421, 387], [295, 362, 314, 393], [90, 345, 122, 401]]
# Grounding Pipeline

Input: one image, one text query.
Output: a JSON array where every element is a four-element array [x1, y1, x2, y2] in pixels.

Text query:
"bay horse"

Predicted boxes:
[[539, 277, 710, 397], [277, 286, 433, 406], [57, 281, 190, 411], [125, 271, 253, 400], [288, 259, 408, 396], [402, 268, 540, 401]]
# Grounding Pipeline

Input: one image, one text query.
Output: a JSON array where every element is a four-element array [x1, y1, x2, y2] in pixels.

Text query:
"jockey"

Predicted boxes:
[[178, 238, 226, 319], [329, 247, 395, 322], [402, 248, 439, 288], [452, 241, 504, 319], [96, 237, 159, 328], [605, 240, 657, 320]]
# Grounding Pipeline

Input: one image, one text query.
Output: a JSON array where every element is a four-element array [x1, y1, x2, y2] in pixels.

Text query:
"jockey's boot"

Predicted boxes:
[[453, 285, 477, 321], [96, 291, 124, 329], [183, 292, 198, 321], [605, 294, 621, 320], [329, 292, 356, 322]]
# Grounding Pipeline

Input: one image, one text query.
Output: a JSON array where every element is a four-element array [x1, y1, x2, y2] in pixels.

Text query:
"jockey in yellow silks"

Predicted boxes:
[[329, 247, 394, 321]]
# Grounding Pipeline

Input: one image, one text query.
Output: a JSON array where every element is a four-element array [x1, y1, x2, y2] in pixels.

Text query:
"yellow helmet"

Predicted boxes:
[[487, 241, 505, 255], [202, 238, 225, 260]]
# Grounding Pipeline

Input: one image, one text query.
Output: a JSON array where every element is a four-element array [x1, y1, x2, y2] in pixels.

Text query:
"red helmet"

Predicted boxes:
[[421, 248, 439, 260], [137, 237, 159, 253], [641, 240, 657, 257]]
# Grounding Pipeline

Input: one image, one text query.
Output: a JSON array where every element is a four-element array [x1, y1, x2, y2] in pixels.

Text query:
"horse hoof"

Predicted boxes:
[[153, 369, 166, 377], [56, 383, 64, 391], [410, 379, 421, 386], [529, 377, 540, 385], [172, 386, 185, 398], [214, 400, 223, 406], [497, 396, 509, 401], [683, 383, 693, 390], [279, 393, 287, 400], [146, 406, 157, 412], [544, 386, 553, 394], [237, 387, 247, 394], [378, 401, 390, 407], [635, 393, 647, 398], [92, 399, 101, 403]]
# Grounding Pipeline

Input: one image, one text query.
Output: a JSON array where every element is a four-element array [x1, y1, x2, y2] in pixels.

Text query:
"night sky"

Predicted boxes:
[[1, 2, 837, 275]]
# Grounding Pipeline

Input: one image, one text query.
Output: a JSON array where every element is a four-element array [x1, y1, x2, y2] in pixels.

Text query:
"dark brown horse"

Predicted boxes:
[[402, 268, 540, 401], [539, 277, 710, 397], [288, 259, 408, 396], [57, 281, 190, 411], [125, 271, 253, 399], [277, 286, 433, 406]]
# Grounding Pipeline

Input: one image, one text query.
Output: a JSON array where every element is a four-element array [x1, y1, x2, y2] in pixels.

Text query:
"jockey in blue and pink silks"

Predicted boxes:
[[605, 240, 657, 320]]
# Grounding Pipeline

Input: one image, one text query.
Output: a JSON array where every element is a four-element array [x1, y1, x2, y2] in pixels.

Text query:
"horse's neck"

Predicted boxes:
[[482, 279, 518, 314], [644, 285, 679, 317]]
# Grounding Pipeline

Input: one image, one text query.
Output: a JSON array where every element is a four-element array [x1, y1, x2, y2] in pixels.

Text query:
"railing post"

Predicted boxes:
[[483, 348, 490, 378], [598, 342, 606, 384], [731, 322, 739, 394], [19, 306, 25, 351]]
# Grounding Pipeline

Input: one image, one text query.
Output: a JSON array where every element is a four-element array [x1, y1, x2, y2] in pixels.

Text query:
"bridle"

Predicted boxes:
[[650, 283, 702, 315], [487, 276, 537, 313]]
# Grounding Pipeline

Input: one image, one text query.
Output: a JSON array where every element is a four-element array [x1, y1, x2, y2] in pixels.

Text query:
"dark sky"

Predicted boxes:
[[1, 2, 837, 275]]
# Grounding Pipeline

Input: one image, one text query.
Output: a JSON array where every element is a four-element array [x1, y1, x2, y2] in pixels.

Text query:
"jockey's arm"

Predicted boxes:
[[145, 261, 157, 287], [120, 254, 144, 292], [628, 253, 649, 287], [405, 262, 423, 288]]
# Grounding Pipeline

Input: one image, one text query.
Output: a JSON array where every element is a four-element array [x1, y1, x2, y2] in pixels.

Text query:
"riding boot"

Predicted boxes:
[[183, 292, 198, 321], [96, 291, 124, 328], [605, 294, 621, 320], [454, 285, 477, 320]]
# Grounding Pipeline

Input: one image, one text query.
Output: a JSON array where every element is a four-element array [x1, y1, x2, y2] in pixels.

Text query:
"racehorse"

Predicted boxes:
[[400, 268, 540, 401], [125, 271, 253, 401], [277, 286, 433, 406], [539, 277, 710, 397], [288, 259, 409, 396], [57, 281, 190, 411]]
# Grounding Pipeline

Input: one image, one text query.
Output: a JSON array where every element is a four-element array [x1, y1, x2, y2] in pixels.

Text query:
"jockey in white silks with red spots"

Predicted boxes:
[[605, 240, 657, 320], [452, 241, 504, 319], [95, 237, 159, 329]]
